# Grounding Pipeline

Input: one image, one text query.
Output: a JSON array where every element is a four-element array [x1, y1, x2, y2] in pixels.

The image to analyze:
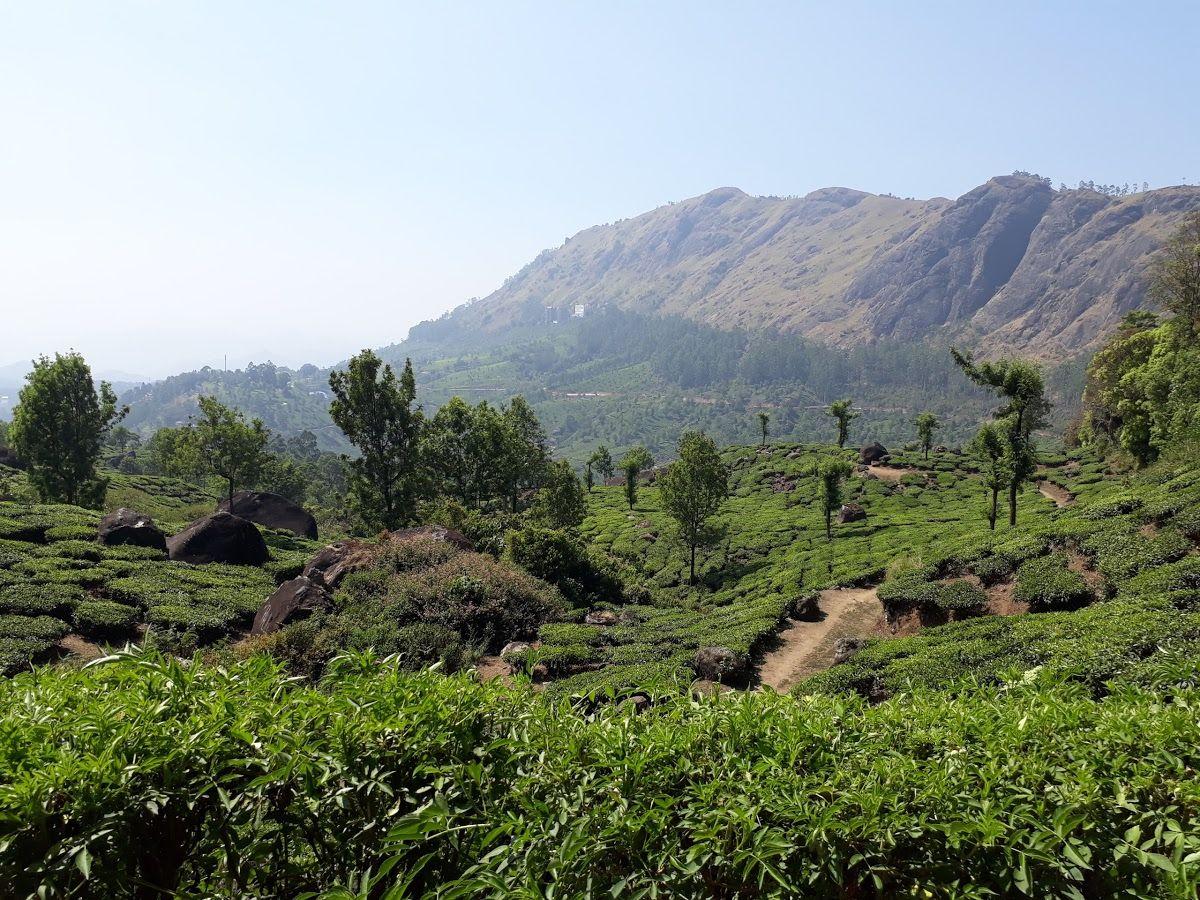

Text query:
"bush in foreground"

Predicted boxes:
[[1, 651, 1198, 898]]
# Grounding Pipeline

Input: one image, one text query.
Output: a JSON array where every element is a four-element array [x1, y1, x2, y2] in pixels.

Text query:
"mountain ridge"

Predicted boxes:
[[423, 174, 1200, 360]]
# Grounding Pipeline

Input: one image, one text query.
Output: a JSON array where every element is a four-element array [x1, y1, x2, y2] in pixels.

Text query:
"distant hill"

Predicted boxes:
[[423, 174, 1200, 360], [119, 362, 349, 453], [116, 173, 1197, 460]]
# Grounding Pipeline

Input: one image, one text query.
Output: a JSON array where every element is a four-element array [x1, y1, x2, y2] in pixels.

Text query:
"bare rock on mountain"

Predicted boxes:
[[97, 508, 167, 554], [420, 175, 1200, 361], [218, 490, 318, 539], [850, 175, 1055, 340], [167, 512, 269, 566]]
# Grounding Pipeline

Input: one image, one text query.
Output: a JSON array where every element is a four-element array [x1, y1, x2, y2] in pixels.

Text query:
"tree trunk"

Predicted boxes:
[[228, 477, 235, 511], [825, 510, 832, 541], [689, 543, 696, 584]]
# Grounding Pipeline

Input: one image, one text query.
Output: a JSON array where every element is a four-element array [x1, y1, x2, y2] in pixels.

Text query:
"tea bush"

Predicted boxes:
[[1, 652, 1197, 898]]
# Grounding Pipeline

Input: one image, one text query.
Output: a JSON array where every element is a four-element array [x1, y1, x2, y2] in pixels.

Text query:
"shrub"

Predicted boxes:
[[73, 601, 139, 640], [1, 653, 1199, 898], [0, 584, 83, 617], [1014, 555, 1094, 611]]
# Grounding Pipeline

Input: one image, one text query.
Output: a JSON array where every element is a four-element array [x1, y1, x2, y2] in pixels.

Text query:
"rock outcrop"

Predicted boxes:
[[839, 503, 867, 524], [693, 646, 749, 685], [97, 508, 167, 554], [251, 576, 332, 635], [859, 442, 888, 465], [218, 490, 318, 539], [167, 512, 269, 566]]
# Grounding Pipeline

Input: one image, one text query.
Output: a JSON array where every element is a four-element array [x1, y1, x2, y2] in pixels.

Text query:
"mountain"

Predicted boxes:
[[426, 174, 1200, 360]]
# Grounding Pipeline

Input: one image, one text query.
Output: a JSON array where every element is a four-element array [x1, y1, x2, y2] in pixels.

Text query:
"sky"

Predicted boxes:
[[2, 1, 1198, 380]]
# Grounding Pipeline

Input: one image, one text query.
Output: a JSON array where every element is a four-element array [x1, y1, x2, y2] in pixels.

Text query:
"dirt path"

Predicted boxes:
[[866, 464, 918, 484], [757, 586, 881, 692], [57, 634, 104, 661], [1038, 480, 1074, 508]]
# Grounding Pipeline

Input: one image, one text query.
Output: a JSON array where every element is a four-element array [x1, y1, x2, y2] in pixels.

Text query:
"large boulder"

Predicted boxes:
[[218, 491, 318, 539], [833, 637, 867, 665], [693, 646, 749, 685], [301, 540, 377, 591], [167, 512, 269, 566], [97, 508, 167, 554], [251, 575, 332, 635], [859, 442, 889, 465], [838, 502, 867, 524]]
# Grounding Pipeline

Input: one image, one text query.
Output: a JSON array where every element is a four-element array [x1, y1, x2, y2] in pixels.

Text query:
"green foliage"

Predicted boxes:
[[9, 352, 127, 507], [812, 455, 853, 539], [826, 398, 857, 448], [329, 351, 424, 529], [72, 600, 138, 640], [533, 459, 586, 529], [913, 410, 940, 459], [587, 444, 614, 482], [506, 525, 624, 606], [1014, 554, 1093, 611], [2, 652, 1199, 897], [658, 431, 728, 583]]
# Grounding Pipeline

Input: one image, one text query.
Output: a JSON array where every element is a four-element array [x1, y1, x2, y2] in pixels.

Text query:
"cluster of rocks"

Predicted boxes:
[[767, 471, 797, 493], [253, 524, 474, 637], [838, 502, 867, 523]]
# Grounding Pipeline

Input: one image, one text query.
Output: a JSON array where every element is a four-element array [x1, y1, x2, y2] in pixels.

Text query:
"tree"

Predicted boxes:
[[623, 461, 639, 510], [584, 461, 594, 492], [588, 445, 614, 482], [969, 422, 1012, 530], [499, 397, 549, 513], [658, 432, 728, 583], [951, 349, 1051, 527], [1149, 212, 1200, 339], [187, 396, 269, 509], [329, 351, 424, 530], [757, 411, 770, 448], [620, 446, 652, 511], [913, 412, 940, 460], [423, 396, 478, 504], [9, 353, 127, 507], [812, 457, 853, 540], [535, 460, 587, 529], [826, 399, 858, 449]]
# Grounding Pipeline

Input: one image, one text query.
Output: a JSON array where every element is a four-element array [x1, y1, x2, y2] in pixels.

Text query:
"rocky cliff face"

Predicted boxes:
[[436, 175, 1200, 359]]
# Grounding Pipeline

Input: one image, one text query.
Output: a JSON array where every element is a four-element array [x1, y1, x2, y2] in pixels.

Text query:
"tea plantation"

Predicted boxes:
[[0, 476, 319, 674], [4, 446, 1200, 896]]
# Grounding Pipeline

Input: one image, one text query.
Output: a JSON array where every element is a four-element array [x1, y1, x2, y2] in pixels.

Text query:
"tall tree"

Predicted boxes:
[[812, 457, 854, 540], [1149, 212, 1200, 339], [969, 422, 1011, 531], [535, 460, 587, 529], [913, 411, 940, 460], [584, 461, 594, 492], [423, 396, 477, 504], [188, 396, 269, 509], [658, 431, 728, 584], [623, 461, 639, 510], [620, 446, 652, 511], [951, 349, 1051, 527], [329, 351, 424, 530], [757, 411, 770, 448], [9, 353, 126, 507], [498, 397, 549, 513], [826, 399, 858, 449], [588, 445, 614, 482]]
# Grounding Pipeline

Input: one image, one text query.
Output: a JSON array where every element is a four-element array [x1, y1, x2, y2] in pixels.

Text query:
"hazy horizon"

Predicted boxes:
[[4, 1, 1199, 380]]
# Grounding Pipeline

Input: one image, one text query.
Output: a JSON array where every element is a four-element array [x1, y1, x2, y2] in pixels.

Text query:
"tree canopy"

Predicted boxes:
[[658, 432, 728, 583], [9, 353, 126, 507]]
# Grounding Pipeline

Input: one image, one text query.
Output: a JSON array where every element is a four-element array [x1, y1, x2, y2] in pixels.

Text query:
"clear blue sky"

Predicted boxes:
[[2, 1, 1197, 378]]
